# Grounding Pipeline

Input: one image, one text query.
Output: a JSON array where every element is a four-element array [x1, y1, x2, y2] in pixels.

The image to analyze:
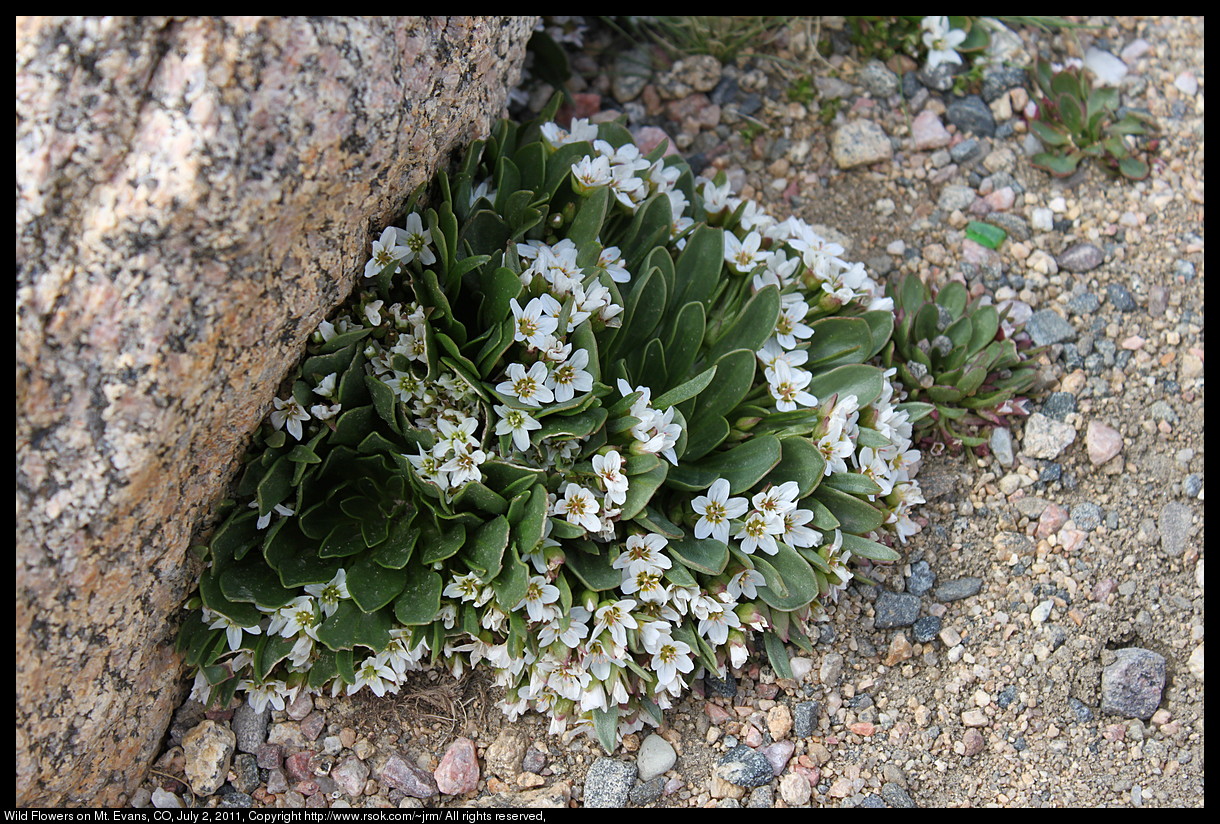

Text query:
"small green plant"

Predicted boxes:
[[177, 95, 928, 752], [883, 274, 1040, 451], [617, 16, 790, 62], [787, 74, 815, 105], [1027, 58, 1155, 180]]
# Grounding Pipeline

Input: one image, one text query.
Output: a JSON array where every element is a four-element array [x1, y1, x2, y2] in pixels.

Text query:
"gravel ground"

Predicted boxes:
[[138, 16, 1203, 810]]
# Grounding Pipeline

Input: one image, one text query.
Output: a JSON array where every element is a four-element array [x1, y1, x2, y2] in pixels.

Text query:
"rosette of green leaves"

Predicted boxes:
[[882, 273, 1039, 450], [1028, 58, 1156, 181], [179, 96, 916, 726]]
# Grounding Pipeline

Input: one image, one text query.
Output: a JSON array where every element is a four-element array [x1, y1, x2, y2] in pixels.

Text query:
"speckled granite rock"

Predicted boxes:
[[15, 15, 535, 806]]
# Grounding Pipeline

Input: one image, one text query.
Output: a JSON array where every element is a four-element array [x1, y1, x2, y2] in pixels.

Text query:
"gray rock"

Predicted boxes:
[[219, 792, 253, 809], [628, 775, 665, 806], [793, 702, 820, 738], [986, 212, 1031, 241], [1026, 309, 1077, 347], [331, 756, 370, 798], [996, 685, 1019, 709], [183, 720, 236, 797], [378, 753, 438, 799], [1041, 392, 1078, 421], [746, 785, 774, 808], [859, 795, 888, 808], [1183, 474, 1203, 498], [15, 15, 537, 807], [1106, 283, 1137, 311], [230, 753, 260, 794], [950, 137, 987, 165], [989, 427, 1015, 468], [612, 47, 653, 104], [831, 120, 893, 169], [819, 652, 844, 687], [1148, 400, 1179, 425], [1071, 502, 1103, 532], [1159, 501, 1194, 556], [934, 577, 983, 602], [584, 758, 638, 807], [1067, 292, 1101, 315], [635, 734, 676, 782], [703, 670, 737, 698], [981, 66, 1027, 102], [913, 615, 942, 644], [1172, 259, 1196, 281], [1084, 47, 1128, 86], [874, 591, 921, 629], [816, 76, 856, 99], [1067, 697, 1095, 723], [1022, 412, 1077, 460], [232, 701, 270, 754], [714, 745, 774, 788], [656, 55, 723, 98], [907, 561, 936, 596], [881, 781, 917, 808], [946, 95, 996, 137], [1101, 648, 1167, 719], [857, 60, 899, 97], [938, 184, 978, 212], [1058, 242, 1105, 273], [918, 62, 959, 91]]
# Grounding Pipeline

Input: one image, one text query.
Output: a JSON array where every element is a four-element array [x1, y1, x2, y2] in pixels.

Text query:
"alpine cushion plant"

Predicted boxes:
[[882, 272, 1041, 452], [177, 96, 927, 753]]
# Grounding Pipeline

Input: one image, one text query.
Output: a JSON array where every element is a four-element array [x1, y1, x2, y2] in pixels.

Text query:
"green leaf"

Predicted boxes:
[[591, 706, 620, 755], [859, 310, 895, 360], [764, 631, 793, 679], [564, 546, 621, 591], [652, 363, 716, 410], [256, 455, 294, 517], [668, 434, 782, 495], [393, 568, 442, 625], [753, 543, 820, 611], [347, 555, 410, 612], [462, 515, 510, 580], [219, 560, 296, 610], [210, 508, 260, 567], [1029, 119, 1072, 147], [569, 185, 610, 249], [452, 481, 509, 515], [254, 633, 299, 681], [803, 317, 873, 368], [320, 522, 368, 558], [667, 536, 729, 576], [491, 552, 530, 612], [331, 405, 378, 447], [1031, 151, 1082, 177], [620, 463, 668, 521], [855, 427, 893, 450], [317, 327, 371, 356], [812, 486, 884, 534], [513, 484, 549, 555], [1118, 156, 1150, 181], [965, 221, 1007, 250], [672, 224, 725, 310], [839, 532, 901, 563], [821, 472, 883, 497], [316, 599, 391, 652], [807, 364, 885, 409], [694, 348, 755, 420], [762, 436, 826, 498], [705, 284, 780, 364], [308, 649, 339, 690]]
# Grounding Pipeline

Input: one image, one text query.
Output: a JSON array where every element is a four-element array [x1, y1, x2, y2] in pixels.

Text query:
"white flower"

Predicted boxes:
[[350, 654, 398, 697], [597, 245, 631, 283], [517, 575, 561, 623], [511, 296, 561, 349], [751, 481, 800, 521], [250, 500, 294, 530], [384, 370, 421, 403], [313, 372, 337, 399], [554, 483, 601, 533], [547, 347, 594, 403], [571, 154, 613, 192], [304, 569, 350, 617], [439, 443, 486, 487], [592, 599, 639, 648], [691, 478, 749, 543], [765, 360, 817, 412], [270, 395, 310, 441], [542, 117, 598, 148], [650, 637, 694, 692], [724, 230, 767, 274], [364, 226, 411, 278], [436, 415, 479, 454], [395, 212, 436, 267], [206, 609, 262, 652], [240, 679, 295, 714], [726, 567, 766, 601], [405, 444, 449, 488], [921, 16, 967, 70], [612, 533, 672, 577], [775, 295, 814, 349], [363, 299, 385, 327], [494, 404, 541, 452], [698, 604, 742, 646], [620, 567, 667, 604], [780, 508, 821, 549], [735, 511, 783, 556], [591, 450, 629, 506], [497, 362, 555, 407]]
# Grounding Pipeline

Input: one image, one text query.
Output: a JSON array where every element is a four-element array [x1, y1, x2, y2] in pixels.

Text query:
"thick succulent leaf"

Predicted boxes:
[[633, 506, 685, 540], [839, 532, 901, 563], [859, 310, 895, 360], [821, 472, 883, 497], [491, 551, 530, 612], [316, 599, 391, 652], [592, 706, 620, 755], [1031, 151, 1082, 177], [965, 221, 1006, 250], [694, 348, 755, 420], [652, 363, 717, 410], [564, 546, 621, 591], [347, 555, 410, 612], [418, 522, 467, 565], [753, 543, 820, 611], [392, 568, 443, 626], [806, 364, 885, 409], [811, 485, 884, 534], [667, 535, 729, 576], [764, 631, 794, 679], [620, 463, 668, 521], [657, 302, 708, 396], [210, 508, 260, 567], [199, 567, 263, 627], [705, 285, 780, 364], [219, 558, 296, 611], [667, 434, 781, 495], [462, 515, 510, 580], [761, 436, 825, 498], [804, 317, 873, 368], [1029, 118, 1072, 148], [672, 224, 725, 310], [680, 414, 730, 463]]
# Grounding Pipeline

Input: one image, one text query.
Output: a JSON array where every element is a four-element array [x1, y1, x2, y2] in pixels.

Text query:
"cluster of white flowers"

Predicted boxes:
[[209, 118, 927, 745]]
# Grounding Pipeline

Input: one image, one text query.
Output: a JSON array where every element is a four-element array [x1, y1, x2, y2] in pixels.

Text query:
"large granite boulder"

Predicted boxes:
[[15, 15, 537, 806]]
